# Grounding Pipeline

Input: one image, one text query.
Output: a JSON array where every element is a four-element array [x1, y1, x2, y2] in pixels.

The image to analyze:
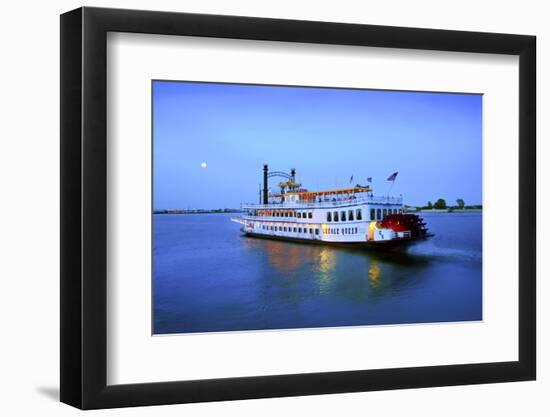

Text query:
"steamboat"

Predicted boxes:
[[232, 165, 430, 250]]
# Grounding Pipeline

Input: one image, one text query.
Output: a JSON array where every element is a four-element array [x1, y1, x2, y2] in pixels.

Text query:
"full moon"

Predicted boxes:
[[200, 162, 207, 169]]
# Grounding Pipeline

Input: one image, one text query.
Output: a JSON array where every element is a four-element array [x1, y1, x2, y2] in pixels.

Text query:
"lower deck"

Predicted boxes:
[[243, 230, 417, 250], [243, 218, 410, 244]]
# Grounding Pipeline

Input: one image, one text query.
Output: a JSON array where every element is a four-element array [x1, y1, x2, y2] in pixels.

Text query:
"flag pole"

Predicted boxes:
[[387, 181, 395, 198]]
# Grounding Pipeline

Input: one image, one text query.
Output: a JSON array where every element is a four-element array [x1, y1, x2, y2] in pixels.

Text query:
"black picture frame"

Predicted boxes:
[[60, 6, 536, 410]]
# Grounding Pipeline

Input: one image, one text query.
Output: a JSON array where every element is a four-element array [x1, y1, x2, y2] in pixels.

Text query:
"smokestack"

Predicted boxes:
[[263, 164, 269, 204]]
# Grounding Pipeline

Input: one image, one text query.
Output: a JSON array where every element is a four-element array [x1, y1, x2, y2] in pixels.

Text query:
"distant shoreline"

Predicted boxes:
[[154, 209, 243, 215], [404, 208, 482, 213]]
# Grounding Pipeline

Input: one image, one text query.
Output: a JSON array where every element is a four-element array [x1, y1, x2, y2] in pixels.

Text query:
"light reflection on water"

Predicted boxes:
[[153, 212, 482, 334]]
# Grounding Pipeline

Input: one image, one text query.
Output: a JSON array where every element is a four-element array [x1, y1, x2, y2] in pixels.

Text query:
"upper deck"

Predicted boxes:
[[249, 165, 403, 211], [243, 194, 403, 210]]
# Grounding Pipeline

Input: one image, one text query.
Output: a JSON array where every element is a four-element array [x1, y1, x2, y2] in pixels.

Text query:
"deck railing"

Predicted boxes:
[[242, 195, 403, 210]]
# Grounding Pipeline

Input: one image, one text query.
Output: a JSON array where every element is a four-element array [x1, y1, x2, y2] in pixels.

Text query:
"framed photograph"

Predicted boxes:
[[60, 7, 536, 409]]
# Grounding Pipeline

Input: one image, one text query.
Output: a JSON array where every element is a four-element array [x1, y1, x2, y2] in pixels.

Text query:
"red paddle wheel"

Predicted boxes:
[[380, 214, 430, 239]]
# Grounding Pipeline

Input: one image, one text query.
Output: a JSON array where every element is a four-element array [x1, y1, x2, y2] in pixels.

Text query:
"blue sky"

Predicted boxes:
[[153, 81, 482, 210]]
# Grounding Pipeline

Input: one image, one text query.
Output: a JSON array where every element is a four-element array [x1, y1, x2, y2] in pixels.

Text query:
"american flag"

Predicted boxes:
[[367, 177, 372, 183], [387, 172, 398, 182]]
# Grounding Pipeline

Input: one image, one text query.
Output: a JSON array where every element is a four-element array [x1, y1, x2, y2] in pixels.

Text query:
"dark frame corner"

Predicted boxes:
[[61, 6, 536, 409]]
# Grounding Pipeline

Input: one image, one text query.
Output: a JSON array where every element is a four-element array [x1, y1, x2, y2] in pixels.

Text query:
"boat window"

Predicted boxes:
[[334, 211, 339, 221], [285, 211, 288, 217], [348, 210, 354, 221], [383, 209, 387, 217], [327, 212, 332, 222], [377, 208, 381, 220], [298, 228, 302, 233], [356, 209, 362, 220], [297, 212, 301, 218], [369, 209, 374, 220], [341, 211, 346, 221], [315, 229, 319, 235], [308, 212, 313, 219]]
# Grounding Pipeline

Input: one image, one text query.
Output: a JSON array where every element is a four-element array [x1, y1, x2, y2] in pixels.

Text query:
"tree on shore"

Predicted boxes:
[[456, 198, 465, 209], [433, 198, 447, 209], [426, 201, 433, 209]]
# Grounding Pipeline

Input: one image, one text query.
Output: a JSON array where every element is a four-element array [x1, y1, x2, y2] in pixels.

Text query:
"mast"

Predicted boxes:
[[263, 164, 269, 204]]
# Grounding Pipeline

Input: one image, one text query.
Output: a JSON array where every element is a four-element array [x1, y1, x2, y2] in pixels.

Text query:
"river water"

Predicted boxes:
[[153, 212, 482, 334]]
